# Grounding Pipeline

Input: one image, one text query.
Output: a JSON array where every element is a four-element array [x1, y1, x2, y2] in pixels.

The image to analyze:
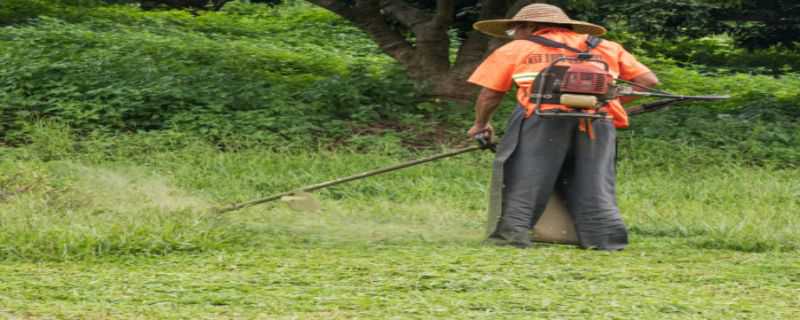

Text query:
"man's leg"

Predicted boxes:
[[490, 116, 574, 247], [561, 119, 628, 250]]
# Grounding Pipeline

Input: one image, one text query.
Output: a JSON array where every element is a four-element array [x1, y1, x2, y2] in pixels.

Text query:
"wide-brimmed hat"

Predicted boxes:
[[474, 3, 606, 38]]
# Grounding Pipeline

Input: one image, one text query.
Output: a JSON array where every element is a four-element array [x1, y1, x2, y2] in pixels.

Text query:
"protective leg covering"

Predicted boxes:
[[486, 107, 628, 250]]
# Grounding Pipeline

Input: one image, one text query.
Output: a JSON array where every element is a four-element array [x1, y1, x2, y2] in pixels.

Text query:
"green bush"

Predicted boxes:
[[619, 57, 800, 167], [0, 0, 105, 25], [0, 1, 798, 166], [0, 5, 420, 146], [0, 0, 51, 25], [0, 3, 447, 147], [643, 36, 800, 75]]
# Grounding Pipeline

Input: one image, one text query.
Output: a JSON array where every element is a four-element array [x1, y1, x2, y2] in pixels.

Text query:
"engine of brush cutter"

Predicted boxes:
[[560, 63, 613, 103], [531, 57, 617, 113]]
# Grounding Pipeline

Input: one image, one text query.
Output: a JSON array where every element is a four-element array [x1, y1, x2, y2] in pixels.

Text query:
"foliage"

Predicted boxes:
[[362, 0, 591, 39], [0, 3, 798, 317], [0, 0, 51, 25], [305, 0, 799, 50], [632, 35, 800, 75], [728, 0, 800, 50], [0, 3, 798, 313], [1, 2, 798, 163], [0, 3, 452, 147], [101, 0, 283, 10], [137, 0, 231, 11], [0, 0, 107, 25], [590, 0, 730, 39], [585, 0, 800, 50], [614, 56, 800, 167]]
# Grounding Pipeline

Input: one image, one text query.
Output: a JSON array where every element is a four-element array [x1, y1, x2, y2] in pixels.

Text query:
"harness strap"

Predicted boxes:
[[586, 35, 602, 50], [528, 35, 602, 53], [528, 34, 606, 139]]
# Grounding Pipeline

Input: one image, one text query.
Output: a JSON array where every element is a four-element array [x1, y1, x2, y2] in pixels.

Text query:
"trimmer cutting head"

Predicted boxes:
[[280, 192, 321, 212]]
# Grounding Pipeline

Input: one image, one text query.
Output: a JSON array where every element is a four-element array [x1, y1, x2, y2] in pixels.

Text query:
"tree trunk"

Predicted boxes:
[[307, 0, 536, 102]]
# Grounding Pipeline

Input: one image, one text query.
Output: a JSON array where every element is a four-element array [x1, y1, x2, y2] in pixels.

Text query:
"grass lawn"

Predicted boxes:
[[1, 2, 799, 318], [2, 140, 799, 319], [1, 239, 798, 319]]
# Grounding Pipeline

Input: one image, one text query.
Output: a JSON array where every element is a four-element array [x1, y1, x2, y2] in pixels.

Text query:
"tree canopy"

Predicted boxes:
[[298, 0, 800, 99], [5, 0, 796, 99]]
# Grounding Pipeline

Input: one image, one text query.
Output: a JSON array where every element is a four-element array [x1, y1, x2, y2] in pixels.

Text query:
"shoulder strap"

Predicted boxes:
[[528, 35, 603, 53], [586, 35, 602, 50], [528, 35, 582, 53]]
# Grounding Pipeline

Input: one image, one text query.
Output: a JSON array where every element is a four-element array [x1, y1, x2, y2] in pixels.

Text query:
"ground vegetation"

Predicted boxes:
[[0, 1, 798, 318]]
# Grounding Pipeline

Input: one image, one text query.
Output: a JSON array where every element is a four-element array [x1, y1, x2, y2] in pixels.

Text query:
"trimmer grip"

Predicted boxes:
[[475, 133, 497, 153]]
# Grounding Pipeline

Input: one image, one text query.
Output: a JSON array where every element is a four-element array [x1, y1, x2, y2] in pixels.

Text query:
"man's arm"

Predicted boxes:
[[619, 72, 659, 104], [467, 87, 506, 138]]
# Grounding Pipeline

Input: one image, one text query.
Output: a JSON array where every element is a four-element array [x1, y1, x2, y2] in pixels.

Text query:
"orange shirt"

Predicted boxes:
[[468, 27, 652, 128]]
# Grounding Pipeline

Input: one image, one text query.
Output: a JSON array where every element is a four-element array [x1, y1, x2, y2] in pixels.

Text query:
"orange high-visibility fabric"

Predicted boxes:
[[467, 27, 652, 128]]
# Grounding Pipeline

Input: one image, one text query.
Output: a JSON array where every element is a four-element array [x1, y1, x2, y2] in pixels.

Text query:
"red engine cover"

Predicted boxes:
[[560, 63, 611, 95]]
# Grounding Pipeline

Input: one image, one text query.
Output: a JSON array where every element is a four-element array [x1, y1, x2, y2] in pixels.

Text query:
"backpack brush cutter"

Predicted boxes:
[[531, 52, 728, 119], [214, 74, 728, 244], [518, 34, 729, 121]]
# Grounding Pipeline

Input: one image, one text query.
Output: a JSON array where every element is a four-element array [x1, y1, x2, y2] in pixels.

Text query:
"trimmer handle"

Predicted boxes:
[[475, 132, 497, 153]]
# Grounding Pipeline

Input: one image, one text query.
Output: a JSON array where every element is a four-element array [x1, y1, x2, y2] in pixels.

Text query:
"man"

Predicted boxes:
[[467, 3, 659, 250]]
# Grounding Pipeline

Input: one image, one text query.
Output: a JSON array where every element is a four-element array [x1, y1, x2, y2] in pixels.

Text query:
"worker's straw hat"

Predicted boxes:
[[474, 3, 606, 38]]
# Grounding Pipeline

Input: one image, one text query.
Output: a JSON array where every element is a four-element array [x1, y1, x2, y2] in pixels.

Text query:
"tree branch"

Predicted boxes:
[[410, 1, 455, 76], [453, 0, 510, 71], [211, 0, 232, 11], [433, 0, 456, 27], [307, 0, 416, 66], [380, 0, 432, 28], [308, 0, 358, 20]]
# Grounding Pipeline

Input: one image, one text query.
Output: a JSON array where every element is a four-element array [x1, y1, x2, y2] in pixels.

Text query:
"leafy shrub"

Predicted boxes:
[[0, 4, 406, 145], [0, 0, 51, 25], [619, 58, 800, 167], [0, 0, 106, 25], [0, 2, 465, 149], [641, 36, 800, 75], [0, 1, 798, 165]]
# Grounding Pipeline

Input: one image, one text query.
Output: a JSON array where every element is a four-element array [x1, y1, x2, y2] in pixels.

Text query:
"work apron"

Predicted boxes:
[[485, 107, 628, 250]]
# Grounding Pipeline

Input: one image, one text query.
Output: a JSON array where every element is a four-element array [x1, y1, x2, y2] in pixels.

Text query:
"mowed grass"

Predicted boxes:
[[1, 242, 798, 319], [1, 132, 799, 318]]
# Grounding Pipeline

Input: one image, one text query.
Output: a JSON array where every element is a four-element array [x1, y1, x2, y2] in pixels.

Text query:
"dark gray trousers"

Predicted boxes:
[[489, 109, 628, 250]]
